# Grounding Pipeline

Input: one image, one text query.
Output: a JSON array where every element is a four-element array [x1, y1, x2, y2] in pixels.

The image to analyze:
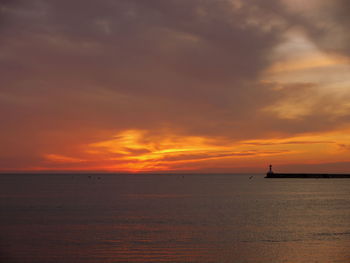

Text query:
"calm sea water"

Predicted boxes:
[[0, 174, 349, 263]]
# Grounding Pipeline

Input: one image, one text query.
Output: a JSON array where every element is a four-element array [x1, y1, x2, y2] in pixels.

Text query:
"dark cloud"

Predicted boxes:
[[0, 0, 18, 28], [0, 3, 285, 117], [293, 0, 350, 56]]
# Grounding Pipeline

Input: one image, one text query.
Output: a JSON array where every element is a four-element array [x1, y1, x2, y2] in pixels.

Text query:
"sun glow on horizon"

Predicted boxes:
[[25, 127, 349, 173]]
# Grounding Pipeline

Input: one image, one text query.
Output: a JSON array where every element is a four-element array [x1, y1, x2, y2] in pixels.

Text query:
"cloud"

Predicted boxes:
[[287, 0, 350, 57], [33, 129, 296, 172], [1, 0, 350, 171]]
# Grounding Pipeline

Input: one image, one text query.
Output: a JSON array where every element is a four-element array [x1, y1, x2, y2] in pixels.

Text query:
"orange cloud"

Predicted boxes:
[[22, 126, 350, 173], [74, 130, 297, 172]]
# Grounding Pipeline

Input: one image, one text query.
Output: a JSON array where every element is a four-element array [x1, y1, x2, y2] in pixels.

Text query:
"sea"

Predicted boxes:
[[0, 173, 349, 263]]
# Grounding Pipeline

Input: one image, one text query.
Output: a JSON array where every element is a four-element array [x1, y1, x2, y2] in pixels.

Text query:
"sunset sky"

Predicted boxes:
[[1, 0, 350, 173]]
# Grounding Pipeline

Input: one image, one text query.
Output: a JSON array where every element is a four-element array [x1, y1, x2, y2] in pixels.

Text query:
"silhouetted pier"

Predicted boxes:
[[265, 165, 350, 178]]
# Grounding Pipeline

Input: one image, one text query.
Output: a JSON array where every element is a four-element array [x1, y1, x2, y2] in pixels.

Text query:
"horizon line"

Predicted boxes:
[[0, 171, 263, 175]]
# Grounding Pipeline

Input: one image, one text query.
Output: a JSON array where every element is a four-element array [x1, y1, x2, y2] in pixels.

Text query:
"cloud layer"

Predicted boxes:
[[1, 0, 350, 171]]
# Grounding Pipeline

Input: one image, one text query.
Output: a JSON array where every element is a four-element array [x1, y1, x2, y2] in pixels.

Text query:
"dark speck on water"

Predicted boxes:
[[0, 173, 349, 263]]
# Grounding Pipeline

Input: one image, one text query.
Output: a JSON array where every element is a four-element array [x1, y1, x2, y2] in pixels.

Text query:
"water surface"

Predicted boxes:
[[0, 174, 349, 262]]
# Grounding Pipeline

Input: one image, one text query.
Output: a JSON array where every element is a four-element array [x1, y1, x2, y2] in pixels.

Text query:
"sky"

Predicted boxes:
[[1, 0, 350, 173]]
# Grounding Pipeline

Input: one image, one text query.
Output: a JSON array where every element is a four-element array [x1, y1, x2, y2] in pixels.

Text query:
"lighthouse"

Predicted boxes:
[[267, 164, 274, 175]]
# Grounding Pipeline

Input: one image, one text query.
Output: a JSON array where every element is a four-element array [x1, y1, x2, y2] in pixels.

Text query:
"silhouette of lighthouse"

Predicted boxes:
[[267, 164, 274, 175]]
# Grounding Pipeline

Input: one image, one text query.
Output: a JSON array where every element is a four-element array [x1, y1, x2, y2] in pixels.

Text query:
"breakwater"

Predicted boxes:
[[265, 173, 350, 178]]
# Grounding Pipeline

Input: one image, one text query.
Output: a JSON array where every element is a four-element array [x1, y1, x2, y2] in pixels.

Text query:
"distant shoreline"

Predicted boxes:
[[265, 173, 350, 178]]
